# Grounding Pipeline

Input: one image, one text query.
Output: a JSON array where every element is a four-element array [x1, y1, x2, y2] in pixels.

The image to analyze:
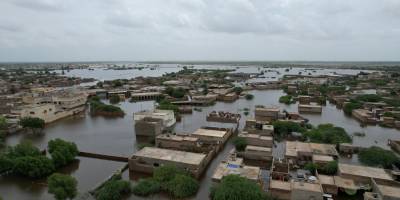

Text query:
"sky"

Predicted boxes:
[[0, 0, 399, 62]]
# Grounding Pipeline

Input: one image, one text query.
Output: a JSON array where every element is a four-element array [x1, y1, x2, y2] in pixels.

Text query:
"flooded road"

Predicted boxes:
[[1, 66, 398, 200]]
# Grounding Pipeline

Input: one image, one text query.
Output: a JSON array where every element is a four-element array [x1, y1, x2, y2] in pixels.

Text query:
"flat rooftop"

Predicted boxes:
[[192, 128, 228, 138], [291, 181, 322, 193], [318, 175, 335, 186], [239, 133, 273, 141], [270, 180, 291, 191], [156, 134, 198, 142], [245, 145, 272, 152], [377, 184, 400, 198], [338, 163, 393, 181], [312, 155, 334, 162], [212, 163, 260, 182], [134, 147, 206, 165]]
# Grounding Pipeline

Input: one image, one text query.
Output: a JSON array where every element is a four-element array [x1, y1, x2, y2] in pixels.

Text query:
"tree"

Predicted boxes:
[[19, 117, 45, 133], [233, 87, 243, 95], [153, 165, 187, 183], [279, 95, 294, 104], [210, 175, 268, 200], [48, 139, 79, 168], [233, 137, 247, 152], [48, 173, 77, 200], [13, 156, 55, 178], [165, 174, 199, 198], [0, 116, 7, 130], [272, 121, 306, 141], [303, 124, 352, 144], [359, 146, 400, 169], [132, 178, 160, 196], [95, 178, 131, 200], [343, 101, 362, 115], [109, 95, 121, 104], [245, 94, 254, 100]]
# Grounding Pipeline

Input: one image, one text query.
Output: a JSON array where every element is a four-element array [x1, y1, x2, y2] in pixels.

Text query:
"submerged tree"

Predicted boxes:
[[48, 173, 77, 200]]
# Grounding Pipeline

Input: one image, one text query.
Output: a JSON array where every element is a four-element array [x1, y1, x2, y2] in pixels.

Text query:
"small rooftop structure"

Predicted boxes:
[[338, 163, 394, 184], [133, 147, 206, 165], [191, 127, 231, 144], [212, 155, 261, 182]]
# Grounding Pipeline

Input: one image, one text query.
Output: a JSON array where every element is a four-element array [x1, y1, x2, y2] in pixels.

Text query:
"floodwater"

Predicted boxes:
[[1, 65, 398, 200]]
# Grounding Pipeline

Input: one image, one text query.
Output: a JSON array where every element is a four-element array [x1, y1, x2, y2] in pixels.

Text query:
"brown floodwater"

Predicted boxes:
[[2, 66, 399, 200]]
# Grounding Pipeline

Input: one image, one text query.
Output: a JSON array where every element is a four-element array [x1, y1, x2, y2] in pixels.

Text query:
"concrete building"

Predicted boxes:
[[255, 107, 280, 121], [212, 153, 261, 183], [129, 147, 212, 178], [238, 132, 273, 148], [135, 117, 163, 137], [338, 163, 395, 185], [130, 92, 163, 101], [243, 145, 273, 161], [191, 127, 232, 145], [155, 134, 201, 152], [285, 141, 338, 165], [134, 109, 176, 130], [243, 119, 274, 136], [352, 109, 378, 124], [364, 179, 400, 200], [290, 180, 323, 200], [298, 104, 322, 114], [298, 95, 312, 104]]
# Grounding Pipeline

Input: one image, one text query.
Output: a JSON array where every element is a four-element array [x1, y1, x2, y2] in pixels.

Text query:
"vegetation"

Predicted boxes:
[[133, 165, 199, 198], [13, 155, 55, 178], [165, 87, 186, 98], [0, 116, 5, 148], [137, 143, 154, 150], [132, 178, 161, 196], [210, 175, 269, 200], [157, 99, 178, 112], [245, 94, 254, 100], [48, 139, 79, 168], [95, 175, 131, 200], [343, 101, 362, 115], [232, 137, 247, 152], [48, 173, 77, 200], [90, 97, 124, 116], [304, 161, 338, 175], [109, 95, 121, 104], [19, 117, 45, 133], [355, 94, 382, 102], [272, 121, 306, 141], [233, 87, 243, 95], [279, 95, 294, 104], [358, 146, 400, 169], [303, 124, 352, 144]]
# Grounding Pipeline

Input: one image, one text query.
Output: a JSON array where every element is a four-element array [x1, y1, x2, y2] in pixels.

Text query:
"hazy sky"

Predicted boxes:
[[0, 0, 399, 62]]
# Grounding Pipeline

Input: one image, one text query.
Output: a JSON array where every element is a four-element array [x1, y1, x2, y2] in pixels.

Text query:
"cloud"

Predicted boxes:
[[0, 0, 399, 62]]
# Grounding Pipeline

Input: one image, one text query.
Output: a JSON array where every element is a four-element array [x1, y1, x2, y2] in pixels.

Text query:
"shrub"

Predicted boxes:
[[13, 156, 55, 178], [355, 94, 382, 102], [233, 87, 243, 95], [233, 137, 247, 152], [19, 117, 45, 133], [279, 95, 293, 104], [245, 94, 254, 100], [272, 121, 305, 141], [322, 160, 338, 175], [157, 100, 178, 113], [303, 124, 352, 144], [343, 101, 362, 115], [132, 178, 160, 196], [165, 174, 199, 198], [95, 179, 131, 200], [48, 139, 78, 168], [48, 173, 77, 200], [153, 165, 187, 183], [210, 175, 267, 200], [109, 95, 120, 104], [359, 146, 400, 169]]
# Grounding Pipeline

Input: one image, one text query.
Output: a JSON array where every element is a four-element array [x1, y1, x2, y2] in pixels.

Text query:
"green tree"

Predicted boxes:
[[272, 121, 306, 141], [233, 137, 247, 152], [109, 95, 121, 104], [210, 175, 267, 200], [245, 94, 254, 100], [279, 95, 294, 104], [48, 139, 79, 168], [153, 165, 187, 183], [0, 116, 7, 130], [13, 156, 55, 178], [95, 179, 131, 200], [132, 178, 160, 196], [303, 124, 352, 144], [48, 173, 77, 200], [165, 174, 199, 198], [343, 101, 362, 115], [359, 146, 400, 169], [19, 117, 45, 133], [233, 87, 243, 95]]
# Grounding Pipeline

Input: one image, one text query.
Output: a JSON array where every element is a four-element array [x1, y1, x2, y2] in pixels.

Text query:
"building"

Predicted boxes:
[[134, 109, 176, 130], [212, 152, 261, 183], [129, 147, 212, 178], [290, 180, 323, 200], [238, 132, 273, 148], [191, 127, 232, 145], [135, 117, 163, 137], [338, 163, 394, 185], [298, 95, 312, 104], [244, 145, 273, 161], [243, 119, 274, 136], [352, 109, 378, 124], [364, 179, 400, 200], [285, 141, 338, 165], [255, 107, 280, 121], [298, 104, 322, 114]]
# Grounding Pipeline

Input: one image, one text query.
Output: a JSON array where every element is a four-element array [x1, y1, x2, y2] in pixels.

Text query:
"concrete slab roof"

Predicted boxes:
[[212, 163, 260, 182], [338, 163, 393, 181], [245, 145, 272, 152], [134, 147, 206, 165], [318, 175, 335, 186], [291, 181, 322, 193], [312, 155, 334, 162], [270, 180, 291, 191], [192, 128, 228, 138], [377, 184, 400, 198]]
